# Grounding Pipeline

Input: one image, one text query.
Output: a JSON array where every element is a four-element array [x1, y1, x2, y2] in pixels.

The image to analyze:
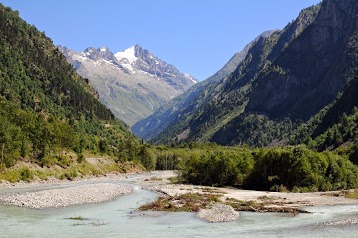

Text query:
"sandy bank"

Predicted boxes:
[[144, 183, 358, 208]]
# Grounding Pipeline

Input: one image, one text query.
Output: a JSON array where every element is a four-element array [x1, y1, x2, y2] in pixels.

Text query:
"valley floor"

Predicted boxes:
[[0, 170, 357, 211]]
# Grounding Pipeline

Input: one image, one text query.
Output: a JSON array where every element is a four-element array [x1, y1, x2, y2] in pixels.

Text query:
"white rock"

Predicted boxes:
[[196, 203, 239, 223]]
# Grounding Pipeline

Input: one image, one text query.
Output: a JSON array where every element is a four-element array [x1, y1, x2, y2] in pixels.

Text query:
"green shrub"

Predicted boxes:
[[19, 167, 33, 182], [291, 186, 300, 193], [58, 156, 71, 168], [64, 167, 78, 180], [77, 153, 85, 163], [41, 156, 58, 167], [177, 145, 358, 192]]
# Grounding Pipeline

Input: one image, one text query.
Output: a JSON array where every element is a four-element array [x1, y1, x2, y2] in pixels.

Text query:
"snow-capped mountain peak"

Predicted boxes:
[[79, 46, 116, 61], [114, 46, 138, 64], [58, 44, 197, 126], [84, 47, 96, 53], [58, 45, 197, 83]]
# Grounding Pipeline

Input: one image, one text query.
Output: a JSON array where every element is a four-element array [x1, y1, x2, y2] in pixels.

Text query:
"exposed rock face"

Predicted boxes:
[[247, 0, 358, 120], [135, 0, 358, 147], [213, 0, 358, 146], [58, 45, 196, 126]]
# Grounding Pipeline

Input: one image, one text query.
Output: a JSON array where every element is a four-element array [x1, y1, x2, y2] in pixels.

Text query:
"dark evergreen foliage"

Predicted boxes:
[[0, 4, 138, 167], [174, 144, 358, 192]]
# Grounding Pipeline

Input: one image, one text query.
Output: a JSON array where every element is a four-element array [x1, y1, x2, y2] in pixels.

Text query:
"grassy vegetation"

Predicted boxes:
[[0, 167, 34, 183], [316, 190, 358, 200], [1, 142, 357, 195], [144, 176, 163, 182], [139, 192, 309, 214], [345, 190, 358, 199], [224, 197, 309, 214], [139, 193, 221, 212], [0, 153, 143, 183], [66, 216, 88, 221]]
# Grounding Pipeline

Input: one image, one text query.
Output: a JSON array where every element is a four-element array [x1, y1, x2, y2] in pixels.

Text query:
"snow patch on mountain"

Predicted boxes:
[[114, 46, 138, 64], [184, 73, 197, 83], [58, 44, 197, 126]]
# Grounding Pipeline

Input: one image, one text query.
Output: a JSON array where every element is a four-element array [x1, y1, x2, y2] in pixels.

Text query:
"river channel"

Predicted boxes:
[[0, 176, 357, 238]]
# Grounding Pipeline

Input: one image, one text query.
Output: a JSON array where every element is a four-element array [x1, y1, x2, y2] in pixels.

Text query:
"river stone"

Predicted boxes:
[[317, 218, 358, 227], [196, 203, 239, 223]]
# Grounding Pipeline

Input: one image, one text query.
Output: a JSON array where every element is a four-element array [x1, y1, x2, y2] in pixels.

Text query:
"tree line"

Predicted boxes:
[[147, 143, 358, 192]]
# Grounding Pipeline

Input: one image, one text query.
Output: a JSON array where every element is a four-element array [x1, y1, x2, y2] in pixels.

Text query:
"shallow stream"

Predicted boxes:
[[0, 178, 357, 238]]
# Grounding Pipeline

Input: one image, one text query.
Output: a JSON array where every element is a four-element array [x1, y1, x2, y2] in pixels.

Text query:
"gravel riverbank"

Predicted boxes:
[[197, 204, 240, 223], [0, 171, 357, 223], [0, 183, 132, 209]]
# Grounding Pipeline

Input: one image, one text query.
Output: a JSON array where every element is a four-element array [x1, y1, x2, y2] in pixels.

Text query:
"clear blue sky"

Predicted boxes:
[[2, 0, 320, 80]]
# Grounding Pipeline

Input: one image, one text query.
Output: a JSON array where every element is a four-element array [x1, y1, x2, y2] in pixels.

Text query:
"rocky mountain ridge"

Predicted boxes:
[[59, 44, 196, 126], [134, 0, 358, 149], [132, 30, 277, 140]]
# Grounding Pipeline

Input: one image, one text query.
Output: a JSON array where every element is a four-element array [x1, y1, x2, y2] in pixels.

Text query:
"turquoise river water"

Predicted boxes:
[[0, 178, 357, 238]]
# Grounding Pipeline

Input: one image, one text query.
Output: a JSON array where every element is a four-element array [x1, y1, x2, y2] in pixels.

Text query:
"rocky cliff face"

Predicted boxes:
[[59, 45, 196, 126], [213, 0, 358, 146], [247, 0, 357, 120], [135, 0, 358, 147]]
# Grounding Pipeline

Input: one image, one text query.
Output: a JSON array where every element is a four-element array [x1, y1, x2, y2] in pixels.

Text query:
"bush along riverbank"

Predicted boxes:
[[0, 154, 143, 184], [1, 170, 357, 223], [1, 143, 357, 194], [174, 145, 358, 192]]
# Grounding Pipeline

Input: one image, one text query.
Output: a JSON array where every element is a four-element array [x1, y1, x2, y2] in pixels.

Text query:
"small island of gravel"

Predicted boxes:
[[197, 203, 240, 223], [0, 183, 132, 209]]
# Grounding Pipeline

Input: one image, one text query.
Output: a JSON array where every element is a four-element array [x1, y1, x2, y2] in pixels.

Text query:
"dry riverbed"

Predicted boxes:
[[139, 171, 358, 222], [0, 183, 132, 209]]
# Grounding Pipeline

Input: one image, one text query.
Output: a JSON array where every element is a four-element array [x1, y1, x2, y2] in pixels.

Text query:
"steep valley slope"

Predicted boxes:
[[132, 30, 276, 141], [0, 3, 136, 166], [134, 0, 358, 149]]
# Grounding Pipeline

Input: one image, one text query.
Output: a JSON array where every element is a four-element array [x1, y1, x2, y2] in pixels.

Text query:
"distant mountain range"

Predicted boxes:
[[59, 45, 196, 126], [133, 0, 358, 149]]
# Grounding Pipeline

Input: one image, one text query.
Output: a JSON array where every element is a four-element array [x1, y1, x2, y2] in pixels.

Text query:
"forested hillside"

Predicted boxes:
[[136, 0, 357, 153], [0, 4, 138, 169], [132, 30, 276, 140]]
